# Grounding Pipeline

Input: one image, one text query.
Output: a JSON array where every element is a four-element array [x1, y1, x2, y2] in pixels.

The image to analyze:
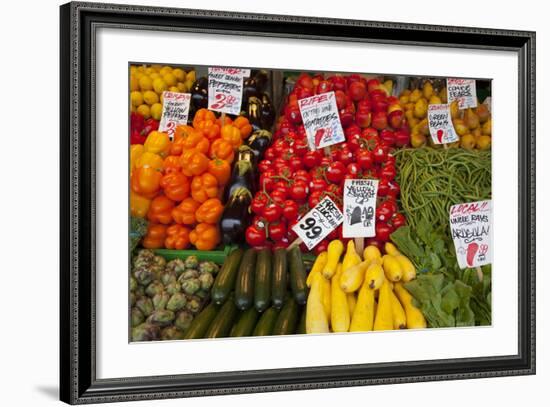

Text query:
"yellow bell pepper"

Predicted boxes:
[[144, 130, 171, 157], [130, 144, 144, 174], [135, 151, 163, 171], [130, 190, 151, 218]]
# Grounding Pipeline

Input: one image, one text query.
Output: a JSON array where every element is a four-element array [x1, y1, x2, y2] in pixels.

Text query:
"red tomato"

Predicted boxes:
[[268, 221, 287, 242], [337, 148, 354, 166], [262, 202, 283, 222], [250, 193, 268, 215], [282, 200, 299, 221], [346, 163, 360, 177], [270, 189, 287, 204], [258, 159, 272, 173], [308, 190, 323, 208], [310, 178, 328, 192], [303, 150, 321, 169], [372, 144, 389, 163], [290, 181, 309, 201], [356, 149, 374, 170], [294, 169, 311, 184], [246, 225, 266, 246], [294, 138, 309, 156], [289, 156, 303, 172], [264, 147, 276, 161], [326, 161, 346, 184]]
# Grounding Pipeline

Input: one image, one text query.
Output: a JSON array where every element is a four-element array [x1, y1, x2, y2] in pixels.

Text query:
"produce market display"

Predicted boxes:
[[128, 65, 493, 342]]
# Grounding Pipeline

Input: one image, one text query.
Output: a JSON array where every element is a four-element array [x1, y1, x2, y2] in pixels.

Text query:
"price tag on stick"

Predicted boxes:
[[427, 104, 459, 144], [208, 67, 248, 115], [292, 197, 344, 250], [447, 78, 477, 109], [343, 179, 378, 238], [298, 91, 345, 150], [158, 91, 191, 140], [449, 200, 492, 269]]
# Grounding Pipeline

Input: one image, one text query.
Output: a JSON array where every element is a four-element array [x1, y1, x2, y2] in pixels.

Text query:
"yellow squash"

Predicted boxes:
[[349, 280, 375, 332], [322, 240, 344, 279], [347, 293, 357, 315], [364, 262, 385, 290], [382, 255, 403, 282], [393, 282, 427, 329], [395, 254, 416, 282], [363, 245, 382, 263], [322, 276, 331, 321], [384, 242, 400, 256], [373, 278, 394, 331], [330, 265, 350, 332], [389, 289, 407, 329], [306, 251, 328, 287], [342, 241, 361, 273], [306, 272, 329, 334], [339, 260, 369, 293]]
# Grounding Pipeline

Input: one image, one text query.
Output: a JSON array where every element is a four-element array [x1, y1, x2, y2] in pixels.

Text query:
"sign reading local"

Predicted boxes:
[[449, 200, 492, 269], [292, 197, 344, 250], [298, 91, 345, 150]]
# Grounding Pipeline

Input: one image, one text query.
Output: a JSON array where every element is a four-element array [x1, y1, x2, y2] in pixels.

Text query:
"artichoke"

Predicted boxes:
[[135, 296, 154, 317], [185, 295, 202, 314], [181, 278, 201, 295], [133, 249, 155, 269], [130, 292, 137, 307], [153, 255, 166, 269], [184, 255, 200, 270], [147, 310, 175, 327], [198, 272, 214, 291], [174, 310, 194, 332], [166, 292, 187, 312], [131, 307, 145, 327], [178, 269, 199, 283], [165, 282, 181, 296], [161, 271, 177, 287], [160, 326, 185, 341], [198, 261, 219, 275], [129, 276, 138, 292], [132, 323, 160, 342], [145, 281, 165, 297], [134, 267, 154, 286], [152, 292, 170, 310], [165, 258, 186, 277], [134, 285, 145, 298]]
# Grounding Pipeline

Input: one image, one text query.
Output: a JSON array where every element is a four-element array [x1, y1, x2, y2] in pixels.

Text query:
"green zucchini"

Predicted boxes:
[[288, 246, 308, 305], [211, 248, 244, 305], [235, 248, 257, 310], [204, 296, 238, 339], [254, 248, 272, 312], [183, 302, 219, 339], [296, 306, 306, 334], [271, 248, 288, 309], [252, 307, 279, 336], [272, 297, 299, 335], [230, 307, 260, 337]]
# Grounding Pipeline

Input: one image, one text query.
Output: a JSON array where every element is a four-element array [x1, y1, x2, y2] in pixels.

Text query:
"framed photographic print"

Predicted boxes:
[[60, 1, 536, 404]]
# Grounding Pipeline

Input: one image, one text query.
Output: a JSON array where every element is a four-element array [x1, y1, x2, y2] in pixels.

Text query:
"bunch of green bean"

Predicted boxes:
[[393, 148, 492, 230]]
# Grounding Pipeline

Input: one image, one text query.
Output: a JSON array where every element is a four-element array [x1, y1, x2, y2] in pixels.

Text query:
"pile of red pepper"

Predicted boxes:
[[245, 73, 409, 253], [130, 112, 160, 145]]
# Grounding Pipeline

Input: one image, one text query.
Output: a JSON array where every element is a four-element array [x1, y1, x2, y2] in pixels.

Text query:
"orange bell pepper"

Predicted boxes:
[[180, 150, 209, 177], [163, 155, 181, 173], [144, 130, 171, 157], [130, 144, 144, 174], [164, 224, 191, 250], [142, 223, 167, 249], [135, 151, 164, 171], [147, 195, 175, 224], [195, 198, 224, 224], [190, 223, 221, 251], [209, 139, 234, 163], [171, 125, 210, 155], [172, 197, 201, 225], [193, 109, 220, 141], [208, 158, 231, 185], [131, 166, 162, 199], [217, 116, 233, 127], [221, 124, 242, 148], [160, 171, 190, 202], [192, 108, 216, 127], [191, 173, 219, 203], [130, 190, 151, 218], [233, 116, 253, 139]]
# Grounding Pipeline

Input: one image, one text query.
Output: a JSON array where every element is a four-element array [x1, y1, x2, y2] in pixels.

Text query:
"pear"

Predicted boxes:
[[475, 104, 491, 123], [429, 95, 442, 105], [460, 134, 476, 150], [472, 127, 482, 139], [399, 94, 410, 104], [453, 119, 468, 136], [409, 88, 422, 103], [450, 100, 460, 119], [476, 135, 491, 150], [410, 132, 427, 148], [464, 108, 480, 130], [422, 82, 434, 99], [439, 87, 448, 104], [482, 118, 492, 135], [413, 98, 428, 119]]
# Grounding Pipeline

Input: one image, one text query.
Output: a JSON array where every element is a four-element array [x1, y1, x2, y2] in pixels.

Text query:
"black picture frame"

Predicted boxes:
[[60, 1, 536, 404]]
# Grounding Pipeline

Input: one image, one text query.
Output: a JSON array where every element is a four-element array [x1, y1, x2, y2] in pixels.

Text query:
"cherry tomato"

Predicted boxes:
[[270, 189, 287, 204], [320, 156, 332, 167], [346, 163, 360, 177], [273, 157, 288, 172], [282, 200, 299, 221], [356, 149, 374, 170], [337, 148, 354, 166], [259, 174, 275, 192], [372, 144, 389, 163], [294, 138, 309, 156], [303, 150, 321, 169], [294, 169, 311, 185], [391, 212, 407, 229], [326, 161, 346, 184], [290, 181, 309, 201], [258, 159, 272, 173], [289, 156, 303, 172], [250, 193, 268, 215], [308, 190, 323, 208], [269, 221, 287, 242], [375, 222, 392, 242], [263, 202, 282, 222], [246, 225, 266, 246], [310, 178, 328, 192]]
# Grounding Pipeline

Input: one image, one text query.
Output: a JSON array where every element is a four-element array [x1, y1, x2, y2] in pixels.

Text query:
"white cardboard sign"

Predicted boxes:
[[292, 197, 344, 250], [298, 91, 345, 150], [447, 78, 478, 109], [449, 200, 492, 269], [342, 179, 378, 238], [428, 104, 459, 144], [207, 67, 248, 115], [158, 91, 191, 139]]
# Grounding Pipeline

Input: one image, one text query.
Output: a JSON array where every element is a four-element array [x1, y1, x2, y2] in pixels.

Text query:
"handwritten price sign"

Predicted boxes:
[[449, 200, 492, 269], [447, 78, 477, 109], [158, 91, 191, 140], [298, 91, 345, 150], [292, 197, 344, 250], [427, 104, 459, 144], [343, 179, 378, 238], [208, 67, 248, 115]]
